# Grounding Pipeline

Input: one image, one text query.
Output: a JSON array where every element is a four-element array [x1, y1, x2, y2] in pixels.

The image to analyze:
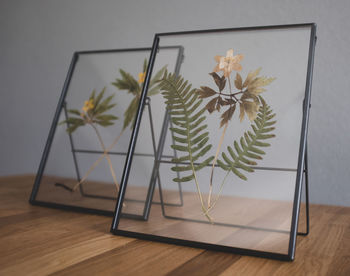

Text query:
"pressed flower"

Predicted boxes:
[[213, 49, 243, 77], [138, 72, 146, 83], [82, 99, 94, 112]]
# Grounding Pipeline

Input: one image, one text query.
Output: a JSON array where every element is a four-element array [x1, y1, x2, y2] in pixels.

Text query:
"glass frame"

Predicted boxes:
[[30, 47, 184, 217], [111, 23, 317, 261]]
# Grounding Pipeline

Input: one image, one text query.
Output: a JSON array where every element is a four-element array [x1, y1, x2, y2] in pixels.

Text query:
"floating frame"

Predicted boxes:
[[30, 46, 184, 217], [111, 23, 317, 261]]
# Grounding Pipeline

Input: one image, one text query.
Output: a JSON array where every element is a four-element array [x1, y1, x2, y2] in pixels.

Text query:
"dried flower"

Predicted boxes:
[[138, 72, 146, 83], [213, 49, 243, 77], [82, 99, 94, 112]]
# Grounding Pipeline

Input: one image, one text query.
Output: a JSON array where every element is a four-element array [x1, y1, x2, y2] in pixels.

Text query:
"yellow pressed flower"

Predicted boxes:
[[82, 99, 94, 112], [138, 72, 146, 83], [213, 49, 244, 78]]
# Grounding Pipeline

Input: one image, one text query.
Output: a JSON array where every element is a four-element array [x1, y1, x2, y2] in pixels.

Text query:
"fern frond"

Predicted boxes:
[[158, 71, 214, 182], [218, 96, 276, 180]]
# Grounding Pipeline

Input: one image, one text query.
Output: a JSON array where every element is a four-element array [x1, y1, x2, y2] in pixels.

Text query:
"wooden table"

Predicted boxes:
[[0, 175, 349, 275]]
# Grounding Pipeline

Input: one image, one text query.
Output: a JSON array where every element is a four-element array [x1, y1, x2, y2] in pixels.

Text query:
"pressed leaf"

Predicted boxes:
[[243, 101, 259, 121], [96, 114, 118, 121], [65, 117, 85, 124], [171, 144, 188, 152], [217, 159, 230, 170], [220, 104, 236, 127], [194, 156, 214, 170], [98, 121, 114, 127], [231, 167, 247, 180], [219, 96, 276, 181], [234, 73, 243, 90], [67, 109, 81, 116], [171, 164, 192, 172], [112, 69, 140, 95], [243, 67, 262, 88], [247, 77, 276, 95], [143, 58, 147, 73], [158, 71, 213, 179], [123, 97, 139, 129], [173, 174, 194, 183], [239, 103, 245, 122], [94, 88, 106, 108], [223, 98, 236, 106], [89, 89, 96, 101], [205, 97, 216, 113], [197, 86, 217, 98], [66, 124, 81, 134], [209, 72, 226, 91]]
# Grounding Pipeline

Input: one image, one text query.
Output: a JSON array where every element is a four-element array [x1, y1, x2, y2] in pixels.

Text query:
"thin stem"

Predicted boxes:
[[228, 76, 232, 93], [72, 130, 124, 191], [91, 123, 120, 190], [191, 163, 213, 223], [207, 122, 228, 208], [207, 75, 234, 209], [207, 170, 230, 213], [215, 90, 244, 97]]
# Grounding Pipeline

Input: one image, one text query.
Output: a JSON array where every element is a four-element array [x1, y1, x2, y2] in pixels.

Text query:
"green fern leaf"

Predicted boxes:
[[158, 71, 213, 182], [219, 96, 276, 180]]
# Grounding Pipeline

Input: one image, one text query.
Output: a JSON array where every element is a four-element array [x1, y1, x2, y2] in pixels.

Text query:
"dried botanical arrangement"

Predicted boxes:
[[158, 49, 276, 222], [59, 59, 166, 192]]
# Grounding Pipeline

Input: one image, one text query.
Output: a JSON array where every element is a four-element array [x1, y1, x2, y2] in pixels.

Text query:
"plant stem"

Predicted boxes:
[[207, 122, 228, 208], [91, 123, 120, 189], [228, 76, 232, 93], [72, 130, 124, 191], [207, 75, 233, 209], [207, 170, 230, 213], [190, 162, 213, 223], [215, 90, 244, 98]]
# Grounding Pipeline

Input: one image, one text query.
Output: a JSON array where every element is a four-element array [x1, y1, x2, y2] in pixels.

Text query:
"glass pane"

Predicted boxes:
[[117, 26, 312, 255], [34, 47, 182, 214]]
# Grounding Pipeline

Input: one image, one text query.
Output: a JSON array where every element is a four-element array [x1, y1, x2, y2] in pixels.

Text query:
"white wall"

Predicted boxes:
[[1, 0, 349, 206]]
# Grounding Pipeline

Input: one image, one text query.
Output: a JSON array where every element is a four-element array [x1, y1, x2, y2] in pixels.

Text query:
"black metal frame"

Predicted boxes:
[[29, 46, 184, 217], [111, 23, 317, 261]]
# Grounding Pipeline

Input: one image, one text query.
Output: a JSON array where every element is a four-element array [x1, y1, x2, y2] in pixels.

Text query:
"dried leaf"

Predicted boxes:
[[67, 109, 81, 116], [241, 100, 260, 121], [215, 96, 225, 112], [205, 97, 218, 113], [197, 86, 217, 98], [112, 69, 140, 96], [222, 98, 236, 106], [217, 96, 226, 106], [123, 96, 139, 129], [247, 76, 276, 95], [234, 73, 243, 90], [209, 72, 226, 91], [243, 67, 262, 88], [241, 92, 259, 105], [220, 104, 236, 127], [239, 102, 245, 122], [143, 58, 148, 73]]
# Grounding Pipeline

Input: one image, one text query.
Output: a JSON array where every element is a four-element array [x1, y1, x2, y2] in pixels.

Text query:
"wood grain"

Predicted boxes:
[[0, 175, 349, 275]]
